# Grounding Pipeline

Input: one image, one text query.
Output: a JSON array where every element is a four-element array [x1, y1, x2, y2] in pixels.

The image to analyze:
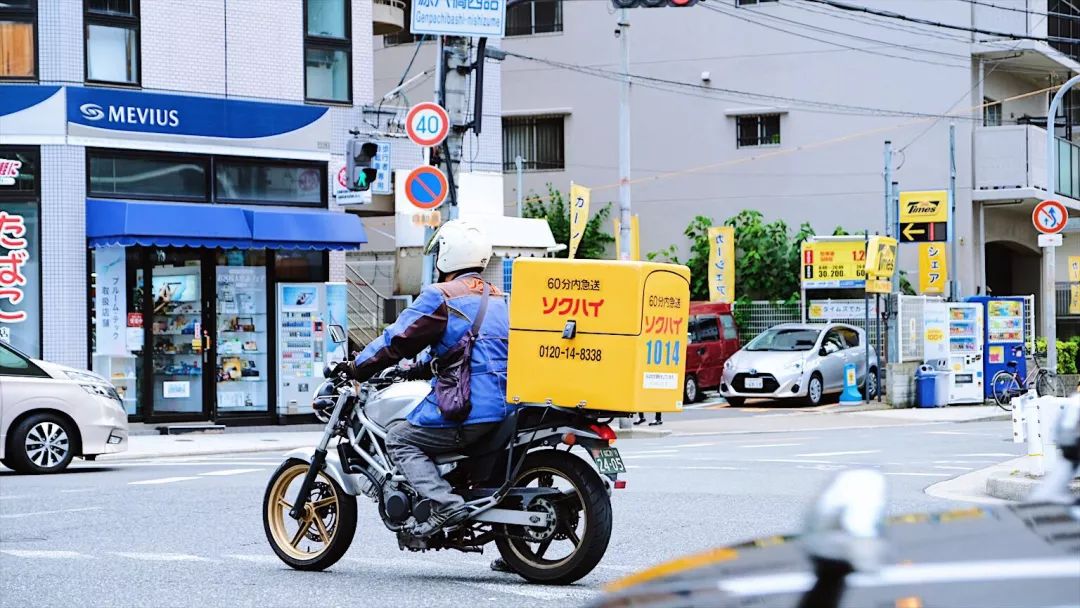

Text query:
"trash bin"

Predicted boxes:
[[931, 360, 952, 407], [915, 365, 939, 408]]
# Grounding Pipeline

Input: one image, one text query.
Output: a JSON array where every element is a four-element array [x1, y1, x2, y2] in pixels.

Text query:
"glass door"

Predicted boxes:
[[149, 249, 209, 419]]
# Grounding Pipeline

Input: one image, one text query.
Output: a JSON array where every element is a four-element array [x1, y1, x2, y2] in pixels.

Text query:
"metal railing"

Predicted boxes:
[[345, 264, 388, 348]]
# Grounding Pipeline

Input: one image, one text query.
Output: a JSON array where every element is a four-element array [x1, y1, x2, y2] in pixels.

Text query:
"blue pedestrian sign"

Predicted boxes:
[[372, 142, 391, 195], [404, 166, 448, 210]]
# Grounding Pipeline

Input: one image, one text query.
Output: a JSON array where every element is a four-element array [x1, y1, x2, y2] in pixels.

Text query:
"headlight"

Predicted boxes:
[[723, 358, 734, 370], [81, 383, 122, 404]]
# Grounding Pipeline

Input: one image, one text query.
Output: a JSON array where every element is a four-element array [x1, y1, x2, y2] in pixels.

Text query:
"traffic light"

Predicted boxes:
[[611, 0, 698, 7], [346, 139, 379, 192]]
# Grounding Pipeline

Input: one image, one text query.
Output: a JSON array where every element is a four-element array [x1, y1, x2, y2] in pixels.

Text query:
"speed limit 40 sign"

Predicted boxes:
[[405, 102, 450, 148]]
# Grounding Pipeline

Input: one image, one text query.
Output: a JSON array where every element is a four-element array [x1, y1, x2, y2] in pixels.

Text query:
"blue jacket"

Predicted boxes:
[[353, 274, 511, 428]]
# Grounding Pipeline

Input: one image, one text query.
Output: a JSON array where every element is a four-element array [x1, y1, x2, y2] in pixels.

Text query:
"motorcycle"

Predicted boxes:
[[262, 325, 627, 585]]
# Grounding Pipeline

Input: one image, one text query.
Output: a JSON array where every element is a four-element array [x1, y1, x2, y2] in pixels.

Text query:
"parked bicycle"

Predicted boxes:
[[991, 347, 1065, 411]]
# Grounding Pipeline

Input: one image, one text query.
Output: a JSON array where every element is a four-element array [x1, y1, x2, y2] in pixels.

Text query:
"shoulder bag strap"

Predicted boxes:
[[471, 281, 490, 336]]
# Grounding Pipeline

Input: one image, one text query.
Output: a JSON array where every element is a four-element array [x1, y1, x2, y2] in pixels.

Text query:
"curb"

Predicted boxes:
[[985, 472, 1080, 502]]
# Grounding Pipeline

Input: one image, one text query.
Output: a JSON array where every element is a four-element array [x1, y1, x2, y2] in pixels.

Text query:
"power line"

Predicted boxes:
[[790, 0, 973, 43], [800, 0, 1080, 43], [701, 2, 972, 69], [956, 0, 1080, 22]]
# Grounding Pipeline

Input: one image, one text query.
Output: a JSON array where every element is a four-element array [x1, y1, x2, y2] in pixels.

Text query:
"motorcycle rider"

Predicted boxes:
[[346, 219, 510, 537]]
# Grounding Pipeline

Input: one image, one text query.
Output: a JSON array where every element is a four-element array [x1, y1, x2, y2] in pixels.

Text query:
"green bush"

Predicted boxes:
[[1034, 338, 1079, 375]]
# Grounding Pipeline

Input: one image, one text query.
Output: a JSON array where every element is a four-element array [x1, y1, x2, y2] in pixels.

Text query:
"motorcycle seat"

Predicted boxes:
[[431, 409, 520, 464]]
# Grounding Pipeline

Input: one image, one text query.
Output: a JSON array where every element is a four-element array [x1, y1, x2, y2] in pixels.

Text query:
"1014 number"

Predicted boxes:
[[645, 340, 681, 366]]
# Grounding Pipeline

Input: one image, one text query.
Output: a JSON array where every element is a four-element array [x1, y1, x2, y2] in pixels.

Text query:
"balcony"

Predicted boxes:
[[975, 125, 1080, 209], [373, 0, 406, 36], [971, 0, 1079, 75]]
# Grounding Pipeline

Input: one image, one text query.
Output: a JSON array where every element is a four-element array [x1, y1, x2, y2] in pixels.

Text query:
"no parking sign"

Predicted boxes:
[[404, 166, 447, 210]]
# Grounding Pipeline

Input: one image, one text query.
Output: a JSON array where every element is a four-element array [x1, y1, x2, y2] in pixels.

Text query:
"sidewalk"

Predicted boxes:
[[99, 431, 325, 461], [927, 455, 1080, 503]]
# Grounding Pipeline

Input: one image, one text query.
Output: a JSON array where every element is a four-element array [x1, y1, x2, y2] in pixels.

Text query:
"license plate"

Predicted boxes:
[[593, 447, 626, 475], [745, 377, 764, 389]]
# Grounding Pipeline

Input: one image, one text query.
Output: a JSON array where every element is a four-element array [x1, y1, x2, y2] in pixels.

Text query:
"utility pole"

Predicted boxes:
[[515, 155, 525, 217], [617, 9, 632, 261], [883, 141, 893, 239], [1042, 75, 1080, 371], [948, 123, 958, 302]]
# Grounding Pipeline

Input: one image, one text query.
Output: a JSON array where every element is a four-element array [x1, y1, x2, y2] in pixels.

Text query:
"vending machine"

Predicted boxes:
[[275, 282, 348, 417], [966, 296, 1026, 399], [924, 302, 984, 404]]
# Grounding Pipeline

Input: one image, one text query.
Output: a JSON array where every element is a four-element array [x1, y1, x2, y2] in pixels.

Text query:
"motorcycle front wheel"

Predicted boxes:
[[495, 450, 613, 585], [263, 458, 357, 571]]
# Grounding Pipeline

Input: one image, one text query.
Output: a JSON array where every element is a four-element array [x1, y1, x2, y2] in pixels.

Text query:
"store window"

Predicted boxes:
[[0, 147, 41, 357], [215, 159, 326, 206], [274, 251, 328, 283], [304, 0, 351, 103], [215, 250, 269, 415], [0, 0, 36, 80], [89, 151, 209, 201], [85, 0, 140, 85]]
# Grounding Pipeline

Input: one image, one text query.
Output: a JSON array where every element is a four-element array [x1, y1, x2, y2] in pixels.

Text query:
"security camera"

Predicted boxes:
[[701, 71, 711, 82]]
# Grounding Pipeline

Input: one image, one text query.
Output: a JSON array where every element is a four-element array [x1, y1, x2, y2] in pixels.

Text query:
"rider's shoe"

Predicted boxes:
[[409, 504, 468, 538], [490, 557, 513, 573]]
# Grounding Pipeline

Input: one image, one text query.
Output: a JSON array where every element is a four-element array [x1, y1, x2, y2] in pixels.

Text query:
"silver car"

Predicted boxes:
[[718, 323, 879, 407]]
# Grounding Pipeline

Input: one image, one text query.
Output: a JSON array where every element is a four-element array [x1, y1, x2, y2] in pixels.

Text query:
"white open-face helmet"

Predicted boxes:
[[424, 219, 492, 274]]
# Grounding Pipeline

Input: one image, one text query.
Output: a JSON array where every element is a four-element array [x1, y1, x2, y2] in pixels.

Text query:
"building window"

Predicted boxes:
[[215, 159, 326, 206], [0, 0, 36, 80], [983, 97, 1002, 127], [736, 0, 778, 5], [304, 0, 351, 103], [1050, 1, 1080, 63], [89, 151, 210, 201], [84, 0, 140, 85], [736, 114, 781, 147], [506, 0, 562, 36], [503, 115, 565, 171], [0, 146, 41, 358]]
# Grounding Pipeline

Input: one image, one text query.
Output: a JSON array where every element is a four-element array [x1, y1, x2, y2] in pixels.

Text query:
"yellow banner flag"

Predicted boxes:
[[1071, 285, 1080, 315], [613, 215, 641, 261], [708, 226, 735, 303], [1069, 256, 1080, 283], [918, 242, 948, 295], [568, 183, 590, 259]]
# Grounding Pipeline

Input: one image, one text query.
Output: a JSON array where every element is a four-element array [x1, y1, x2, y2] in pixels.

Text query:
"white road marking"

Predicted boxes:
[[224, 554, 280, 563], [926, 431, 983, 436], [670, 442, 717, 449], [197, 469, 264, 477], [128, 476, 200, 485], [621, 454, 679, 460], [958, 453, 1017, 457], [0, 507, 101, 519], [883, 472, 952, 477], [59, 488, 94, 494], [932, 466, 974, 471], [623, 449, 679, 455], [795, 450, 880, 457], [455, 581, 595, 601], [682, 466, 741, 470], [738, 443, 803, 449], [0, 549, 91, 559], [89, 461, 279, 467], [112, 552, 213, 562], [758, 458, 836, 465], [0, 495, 30, 500], [933, 460, 1001, 464]]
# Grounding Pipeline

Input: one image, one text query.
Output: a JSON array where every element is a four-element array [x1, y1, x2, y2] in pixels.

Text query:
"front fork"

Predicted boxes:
[[289, 386, 352, 520]]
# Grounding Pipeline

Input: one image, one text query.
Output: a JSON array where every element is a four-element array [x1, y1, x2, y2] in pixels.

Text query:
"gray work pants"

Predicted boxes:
[[385, 421, 499, 511]]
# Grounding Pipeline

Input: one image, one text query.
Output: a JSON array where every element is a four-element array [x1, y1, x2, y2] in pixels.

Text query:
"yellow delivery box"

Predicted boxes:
[[506, 258, 691, 413]]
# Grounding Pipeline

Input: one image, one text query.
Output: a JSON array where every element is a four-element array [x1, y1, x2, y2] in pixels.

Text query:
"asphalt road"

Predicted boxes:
[[0, 418, 1022, 608]]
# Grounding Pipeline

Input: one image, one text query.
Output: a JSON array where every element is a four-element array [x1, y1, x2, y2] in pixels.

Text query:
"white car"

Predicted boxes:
[[0, 342, 128, 473]]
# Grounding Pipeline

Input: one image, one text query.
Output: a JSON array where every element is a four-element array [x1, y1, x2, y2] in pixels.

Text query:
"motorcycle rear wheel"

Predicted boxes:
[[263, 458, 357, 571], [495, 450, 612, 585]]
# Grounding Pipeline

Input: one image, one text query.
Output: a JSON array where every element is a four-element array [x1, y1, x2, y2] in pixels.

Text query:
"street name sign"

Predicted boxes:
[[410, 0, 507, 37], [1033, 199, 1067, 235], [405, 102, 450, 148]]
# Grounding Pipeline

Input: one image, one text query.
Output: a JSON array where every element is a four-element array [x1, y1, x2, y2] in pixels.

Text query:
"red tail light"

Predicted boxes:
[[614, 480, 627, 489], [589, 423, 617, 442]]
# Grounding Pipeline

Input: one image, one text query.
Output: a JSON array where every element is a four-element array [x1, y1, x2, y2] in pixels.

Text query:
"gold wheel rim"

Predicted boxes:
[[267, 464, 340, 561], [506, 466, 586, 570]]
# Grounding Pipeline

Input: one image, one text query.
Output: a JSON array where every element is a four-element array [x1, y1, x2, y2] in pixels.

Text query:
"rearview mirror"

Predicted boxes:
[[819, 347, 828, 357], [328, 324, 346, 345]]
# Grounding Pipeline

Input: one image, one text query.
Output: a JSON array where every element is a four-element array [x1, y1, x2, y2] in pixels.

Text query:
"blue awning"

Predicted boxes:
[[86, 198, 366, 251]]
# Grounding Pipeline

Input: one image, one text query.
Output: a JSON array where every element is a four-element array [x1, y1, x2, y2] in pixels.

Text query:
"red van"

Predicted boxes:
[[684, 302, 741, 403]]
